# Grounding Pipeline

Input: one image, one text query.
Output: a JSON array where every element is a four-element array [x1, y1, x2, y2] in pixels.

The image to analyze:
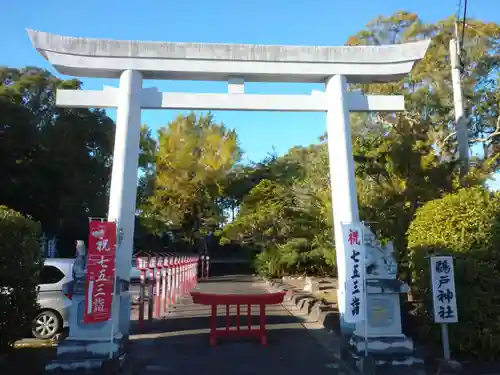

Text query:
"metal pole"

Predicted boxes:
[[441, 323, 451, 360], [450, 38, 469, 175], [363, 276, 368, 357], [362, 223, 369, 358], [105, 218, 113, 360]]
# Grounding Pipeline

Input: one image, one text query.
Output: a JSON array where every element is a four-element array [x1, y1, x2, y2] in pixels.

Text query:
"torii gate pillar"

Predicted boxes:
[[325, 74, 360, 324]]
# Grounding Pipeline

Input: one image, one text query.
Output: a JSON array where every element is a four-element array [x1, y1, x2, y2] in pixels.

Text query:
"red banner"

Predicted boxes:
[[84, 220, 117, 324]]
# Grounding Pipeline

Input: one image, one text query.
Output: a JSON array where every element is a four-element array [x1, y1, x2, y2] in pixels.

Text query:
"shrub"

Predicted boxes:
[[254, 247, 283, 278], [407, 187, 500, 360], [253, 237, 336, 278], [0, 206, 42, 351], [277, 238, 335, 276]]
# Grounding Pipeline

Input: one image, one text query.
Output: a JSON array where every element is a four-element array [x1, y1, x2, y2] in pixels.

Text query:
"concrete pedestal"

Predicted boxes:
[[45, 295, 131, 373], [346, 279, 423, 371], [45, 270, 132, 373], [348, 334, 422, 370], [45, 337, 128, 374]]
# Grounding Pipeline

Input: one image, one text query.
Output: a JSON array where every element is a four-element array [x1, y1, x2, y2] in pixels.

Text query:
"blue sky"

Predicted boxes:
[[2, 0, 499, 164]]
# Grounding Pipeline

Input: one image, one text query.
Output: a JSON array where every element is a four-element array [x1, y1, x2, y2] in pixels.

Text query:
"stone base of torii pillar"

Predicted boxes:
[[45, 241, 131, 374], [342, 226, 424, 373]]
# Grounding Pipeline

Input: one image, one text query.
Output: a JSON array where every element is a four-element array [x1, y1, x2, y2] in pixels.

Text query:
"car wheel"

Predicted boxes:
[[32, 310, 61, 340]]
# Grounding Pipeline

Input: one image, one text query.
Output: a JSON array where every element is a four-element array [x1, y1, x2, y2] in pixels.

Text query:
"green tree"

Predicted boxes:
[[137, 124, 157, 207], [344, 12, 498, 271], [346, 11, 500, 163], [221, 143, 335, 276], [142, 113, 241, 249], [221, 11, 498, 280], [222, 179, 295, 248], [0, 67, 115, 255], [0, 206, 43, 350]]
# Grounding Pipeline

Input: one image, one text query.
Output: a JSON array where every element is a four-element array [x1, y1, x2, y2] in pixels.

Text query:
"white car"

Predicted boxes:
[[34, 258, 74, 339]]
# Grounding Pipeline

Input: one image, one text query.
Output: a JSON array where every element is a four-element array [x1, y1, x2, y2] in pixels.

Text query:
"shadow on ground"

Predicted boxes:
[[2, 344, 57, 375], [132, 303, 308, 333], [196, 274, 257, 283], [127, 275, 352, 375], [128, 320, 347, 375], [2, 275, 351, 375]]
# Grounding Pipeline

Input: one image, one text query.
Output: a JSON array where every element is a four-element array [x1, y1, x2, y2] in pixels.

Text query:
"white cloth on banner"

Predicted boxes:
[[342, 222, 365, 323]]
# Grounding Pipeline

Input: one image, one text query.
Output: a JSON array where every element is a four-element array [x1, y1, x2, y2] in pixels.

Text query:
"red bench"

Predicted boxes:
[[190, 291, 286, 346]]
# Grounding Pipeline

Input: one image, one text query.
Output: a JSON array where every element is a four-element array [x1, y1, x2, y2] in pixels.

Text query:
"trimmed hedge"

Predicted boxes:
[[407, 187, 500, 360], [0, 206, 42, 351]]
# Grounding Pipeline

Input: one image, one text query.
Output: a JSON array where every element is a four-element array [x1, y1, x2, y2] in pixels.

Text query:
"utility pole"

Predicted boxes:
[[450, 35, 469, 175]]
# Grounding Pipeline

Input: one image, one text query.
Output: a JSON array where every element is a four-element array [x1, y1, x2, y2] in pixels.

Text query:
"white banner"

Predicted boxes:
[[430, 256, 458, 323], [342, 223, 365, 323]]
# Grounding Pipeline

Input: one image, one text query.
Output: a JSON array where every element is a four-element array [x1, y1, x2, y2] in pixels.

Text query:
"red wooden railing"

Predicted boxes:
[[190, 291, 286, 346]]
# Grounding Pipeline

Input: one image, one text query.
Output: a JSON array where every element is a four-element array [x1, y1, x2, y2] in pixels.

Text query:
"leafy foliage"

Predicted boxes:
[[347, 11, 498, 274], [221, 145, 334, 277], [0, 206, 43, 351], [408, 187, 500, 360], [0, 67, 115, 255], [220, 12, 498, 281], [141, 113, 241, 249], [347, 12, 500, 162]]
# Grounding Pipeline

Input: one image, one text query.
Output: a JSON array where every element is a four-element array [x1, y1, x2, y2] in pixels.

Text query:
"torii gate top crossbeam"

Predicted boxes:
[[27, 29, 429, 84]]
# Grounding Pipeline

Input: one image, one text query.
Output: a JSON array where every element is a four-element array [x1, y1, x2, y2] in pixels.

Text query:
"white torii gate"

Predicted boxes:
[[27, 29, 429, 358]]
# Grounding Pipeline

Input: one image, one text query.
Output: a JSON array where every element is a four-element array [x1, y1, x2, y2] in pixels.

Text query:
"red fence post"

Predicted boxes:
[[166, 254, 173, 307], [191, 255, 198, 289], [200, 255, 206, 278], [184, 256, 189, 293], [138, 270, 145, 332], [136, 254, 148, 332], [173, 256, 179, 303], [147, 255, 156, 321], [181, 256, 185, 295], [154, 254, 163, 318], [161, 256, 168, 315]]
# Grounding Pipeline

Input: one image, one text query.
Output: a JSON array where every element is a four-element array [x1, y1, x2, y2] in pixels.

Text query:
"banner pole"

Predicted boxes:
[[109, 219, 118, 359], [362, 223, 368, 358]]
